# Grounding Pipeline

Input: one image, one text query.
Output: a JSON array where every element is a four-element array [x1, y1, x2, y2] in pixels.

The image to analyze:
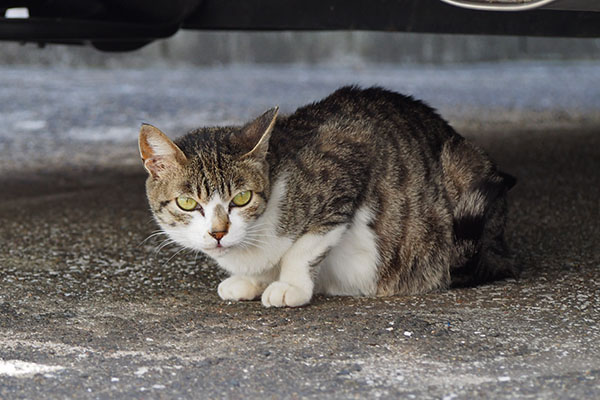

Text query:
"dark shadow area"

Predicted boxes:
[[469, 127, 600, 281]]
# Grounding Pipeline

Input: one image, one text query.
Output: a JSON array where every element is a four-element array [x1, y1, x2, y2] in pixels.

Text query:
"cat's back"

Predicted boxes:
[[270, 86, 457, 161], [265, 86, 466, 238], [283, 86, 444, 125]]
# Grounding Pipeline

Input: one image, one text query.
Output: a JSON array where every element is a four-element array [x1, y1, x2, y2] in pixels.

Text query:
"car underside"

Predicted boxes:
[[1, 0, 600, 52]]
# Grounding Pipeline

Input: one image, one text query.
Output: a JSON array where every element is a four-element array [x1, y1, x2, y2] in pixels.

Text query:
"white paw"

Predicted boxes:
[[218, 276, 263, 301], [261, 281, 312, 308]]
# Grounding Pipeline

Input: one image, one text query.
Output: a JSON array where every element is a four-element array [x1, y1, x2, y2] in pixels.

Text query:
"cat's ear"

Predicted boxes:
[[239, 107, 279, 159], [138, 124, 187, 179]]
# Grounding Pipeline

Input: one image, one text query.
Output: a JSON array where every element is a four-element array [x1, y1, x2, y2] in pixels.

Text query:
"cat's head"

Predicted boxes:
[[139, 108, 278, 258]]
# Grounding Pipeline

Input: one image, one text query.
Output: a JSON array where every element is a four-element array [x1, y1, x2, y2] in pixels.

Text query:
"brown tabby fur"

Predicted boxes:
[[143, 86, 518, 298]]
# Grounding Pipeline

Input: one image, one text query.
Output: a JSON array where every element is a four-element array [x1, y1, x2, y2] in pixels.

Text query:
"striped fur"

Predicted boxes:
[[141, 86, 518, 306]]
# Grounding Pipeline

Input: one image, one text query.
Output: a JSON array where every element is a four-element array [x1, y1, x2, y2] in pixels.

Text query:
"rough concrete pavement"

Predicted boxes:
[[0, 62, 599, 399]]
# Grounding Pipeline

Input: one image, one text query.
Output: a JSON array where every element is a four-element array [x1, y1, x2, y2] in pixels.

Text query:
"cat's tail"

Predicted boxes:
[[450, 171, 519, 287]]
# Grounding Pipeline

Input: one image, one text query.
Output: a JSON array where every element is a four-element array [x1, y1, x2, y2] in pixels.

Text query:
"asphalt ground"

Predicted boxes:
[[0, 62, 599, 399]]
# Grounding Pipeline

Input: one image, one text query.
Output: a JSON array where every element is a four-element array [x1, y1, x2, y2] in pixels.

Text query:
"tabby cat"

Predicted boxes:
[[139, 86, 518, 307]]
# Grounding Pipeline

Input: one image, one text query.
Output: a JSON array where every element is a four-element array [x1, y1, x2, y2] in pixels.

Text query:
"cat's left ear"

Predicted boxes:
[[239, 107, 279, 159], [138, 124, 187, 179]]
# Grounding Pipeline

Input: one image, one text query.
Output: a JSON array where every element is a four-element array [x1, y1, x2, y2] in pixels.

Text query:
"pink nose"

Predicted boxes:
[[209, 231, 227, 241]]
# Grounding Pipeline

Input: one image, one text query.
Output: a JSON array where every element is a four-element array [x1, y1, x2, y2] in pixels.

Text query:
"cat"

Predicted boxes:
[[139, 86, 518, 307]]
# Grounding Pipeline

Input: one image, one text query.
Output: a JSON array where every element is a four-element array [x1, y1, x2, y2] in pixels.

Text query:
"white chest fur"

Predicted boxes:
[[213, 176, 292, 276], [215, 178, 380, 297], [317, 206, 380, 296]]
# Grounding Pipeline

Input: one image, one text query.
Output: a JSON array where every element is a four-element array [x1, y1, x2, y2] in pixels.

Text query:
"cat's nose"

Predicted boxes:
[[209, 230, 227, 241]]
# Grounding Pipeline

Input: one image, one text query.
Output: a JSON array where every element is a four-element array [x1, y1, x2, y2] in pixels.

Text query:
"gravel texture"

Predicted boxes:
[[0, 62, 598, 399]]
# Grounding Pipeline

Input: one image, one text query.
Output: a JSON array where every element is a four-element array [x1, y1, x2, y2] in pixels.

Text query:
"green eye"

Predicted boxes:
[[231, 191, 252, 207], [176, 196, 198, 211]]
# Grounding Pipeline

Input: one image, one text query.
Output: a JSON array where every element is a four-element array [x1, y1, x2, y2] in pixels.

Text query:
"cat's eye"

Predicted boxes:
[[231, 191, 252, 207], [176, 196, 199, 211]]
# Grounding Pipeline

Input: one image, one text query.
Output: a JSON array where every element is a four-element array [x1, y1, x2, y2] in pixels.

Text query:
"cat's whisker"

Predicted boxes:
[[240, 243, 267, 252], [156, 238, 174, 248], [246, 229, 269, 234], [242, 234, 270, 243], [239, 238, 270, 250], [162, 246, 188, 267], [238, 236, 261, 244], [246, 231, 273, 239], [248, 222, 271, 229], [236, 241, 250, 251], [250, 234, 278, 242], [155, 239, 176, 254], [247, 223, 272, 230], [250, 233, 279, 239], [244, 238, 270, 247], [246, 225, 275, 232], [245, 233, 277, 243], [245, 228, 274, 235], [139, 231, 168, 247]]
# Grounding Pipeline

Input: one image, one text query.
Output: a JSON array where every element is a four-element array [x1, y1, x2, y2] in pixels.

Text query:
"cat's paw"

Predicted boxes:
[[218, 276, 263, 301], [261, 281, 312, 308]]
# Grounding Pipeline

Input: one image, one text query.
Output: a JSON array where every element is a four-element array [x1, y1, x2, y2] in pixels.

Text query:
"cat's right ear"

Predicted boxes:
[[138, 124, 187, 179]]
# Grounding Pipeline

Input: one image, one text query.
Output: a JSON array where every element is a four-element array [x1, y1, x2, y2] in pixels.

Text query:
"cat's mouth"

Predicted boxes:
[[205, 244, 233, 256]]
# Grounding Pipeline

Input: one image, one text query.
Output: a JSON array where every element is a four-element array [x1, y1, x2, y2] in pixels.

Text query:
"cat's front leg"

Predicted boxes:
[[218, 276, 269, 301], [262, 226, 346, 307]]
